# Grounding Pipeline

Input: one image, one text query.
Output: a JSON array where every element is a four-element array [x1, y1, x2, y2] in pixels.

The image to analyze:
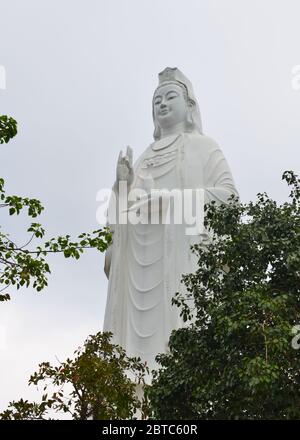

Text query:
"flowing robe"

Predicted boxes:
[[103, 131, 238, 383]]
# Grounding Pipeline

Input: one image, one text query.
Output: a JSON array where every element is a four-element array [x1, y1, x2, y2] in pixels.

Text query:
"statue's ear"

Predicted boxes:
[[153, 121, 161, 140], [188, 99, 195, 109], [186, 101, 195, 130]]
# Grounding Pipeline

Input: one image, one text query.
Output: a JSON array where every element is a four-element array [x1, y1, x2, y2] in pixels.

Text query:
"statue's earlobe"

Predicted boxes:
[[186, 108, 194, 130], [153, 122, 161, 140], [186, 100, 195, 131]]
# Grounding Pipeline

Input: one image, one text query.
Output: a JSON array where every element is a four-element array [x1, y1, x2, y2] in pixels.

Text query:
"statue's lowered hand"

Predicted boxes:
[[116, 145, 134, 187]]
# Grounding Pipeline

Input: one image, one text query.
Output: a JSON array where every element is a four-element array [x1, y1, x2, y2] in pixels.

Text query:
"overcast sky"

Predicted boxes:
[[0, 0, 299, 413]]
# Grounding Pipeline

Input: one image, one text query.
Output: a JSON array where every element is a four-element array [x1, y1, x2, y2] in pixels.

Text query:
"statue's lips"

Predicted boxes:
[[159, 109, 170, 115]]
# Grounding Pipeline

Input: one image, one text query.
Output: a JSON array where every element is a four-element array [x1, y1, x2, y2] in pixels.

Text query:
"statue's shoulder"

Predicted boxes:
[[133, 145, 153, 171], [184, 133, 222, 163], [185, 132, 220, 151]]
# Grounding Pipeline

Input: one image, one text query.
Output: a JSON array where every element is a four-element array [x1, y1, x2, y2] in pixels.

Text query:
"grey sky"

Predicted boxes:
[[0, 0, 299, 411]]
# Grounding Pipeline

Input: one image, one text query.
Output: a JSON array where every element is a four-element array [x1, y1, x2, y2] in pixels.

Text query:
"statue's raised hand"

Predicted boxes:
[[116, 146, 134, 187]]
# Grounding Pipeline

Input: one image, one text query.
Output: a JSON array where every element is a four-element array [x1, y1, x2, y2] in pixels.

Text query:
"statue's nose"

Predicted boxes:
[[160, 101, 167, 108]]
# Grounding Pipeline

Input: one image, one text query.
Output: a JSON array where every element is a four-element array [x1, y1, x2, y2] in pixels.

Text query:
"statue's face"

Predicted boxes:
[[153, 83, 188, 129]]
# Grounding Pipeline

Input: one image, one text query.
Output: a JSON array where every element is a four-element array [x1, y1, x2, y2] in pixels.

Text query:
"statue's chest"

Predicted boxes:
[[137, 134, 183, 187]]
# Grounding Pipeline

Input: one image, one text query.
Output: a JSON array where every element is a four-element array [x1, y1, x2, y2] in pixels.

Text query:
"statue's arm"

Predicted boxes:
[[204, 147, 239, 204], [104, 146, 135, 279], [104, 242, 113, 279]]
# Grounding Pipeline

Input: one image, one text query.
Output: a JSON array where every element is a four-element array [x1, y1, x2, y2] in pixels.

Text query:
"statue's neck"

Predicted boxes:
[[160, 121, 187, 139]]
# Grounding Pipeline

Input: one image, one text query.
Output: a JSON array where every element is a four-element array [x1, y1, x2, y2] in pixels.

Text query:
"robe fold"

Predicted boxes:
[[103, 131, 238, 383]]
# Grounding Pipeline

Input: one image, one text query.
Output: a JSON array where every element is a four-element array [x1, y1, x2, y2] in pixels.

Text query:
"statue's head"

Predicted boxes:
[[152, 67, 203, 140]]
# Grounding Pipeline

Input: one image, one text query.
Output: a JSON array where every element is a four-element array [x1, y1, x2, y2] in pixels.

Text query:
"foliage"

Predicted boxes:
[[146, 171, 300, 420], [0, 115, 148, 421], [0, 332, 149, 420], [0, 116, 111, 301], [0, 116, 17, 144]]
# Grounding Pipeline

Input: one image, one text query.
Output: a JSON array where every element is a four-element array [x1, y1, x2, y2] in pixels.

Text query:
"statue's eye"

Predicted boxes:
[[154, 98, 162, 105], [167, 93, 177, 100]]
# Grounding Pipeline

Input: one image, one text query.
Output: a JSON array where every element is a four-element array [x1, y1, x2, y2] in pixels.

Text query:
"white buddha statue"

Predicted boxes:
[[103, 67, 238, 384]]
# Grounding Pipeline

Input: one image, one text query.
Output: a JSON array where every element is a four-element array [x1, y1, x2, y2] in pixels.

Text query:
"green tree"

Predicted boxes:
[[0, 116, 149, 420], [0, 332, 149, 420], [0, 115, 17, 144], [0, 116, 111, 301], [147, 171, 300, 420]]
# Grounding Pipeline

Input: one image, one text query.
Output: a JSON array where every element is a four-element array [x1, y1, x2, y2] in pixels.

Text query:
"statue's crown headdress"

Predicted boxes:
[[158, 67, 196, 103]]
